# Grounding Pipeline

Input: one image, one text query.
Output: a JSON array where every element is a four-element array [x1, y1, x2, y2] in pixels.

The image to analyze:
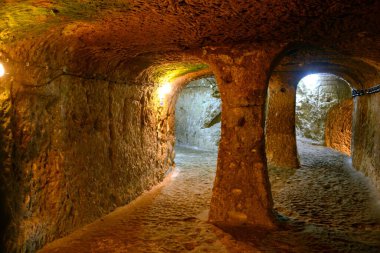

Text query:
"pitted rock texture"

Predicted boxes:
[[175, 78, 221, 151], [296, 74, 352, 144], [1, 1, 379, 61], [0, 0, 379, 82], [353, 93, 380, 193], [0, 75, 174, 252], [204, 48, 279, 228], [265, 73, 299, 169], [325, 99, 353, 156], [0, 1, 379, 252]]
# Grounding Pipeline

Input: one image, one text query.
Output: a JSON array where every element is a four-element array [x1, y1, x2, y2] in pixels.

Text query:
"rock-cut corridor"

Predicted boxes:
[[39, 141, 380, 253], [1, 2, 379, 252]]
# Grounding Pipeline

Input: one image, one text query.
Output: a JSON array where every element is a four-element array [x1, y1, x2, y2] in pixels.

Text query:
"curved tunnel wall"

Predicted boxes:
[[295, 73, 352, 144], [0, 42, 380, 252], [325, 99, 353, 156], [0, 3, 378, 252], [265, 51, 380, 197], [353, 92, 380, 192], [0, 65, 176, 252], [175, 77, 221, 151], [265, 72, 353, 169]]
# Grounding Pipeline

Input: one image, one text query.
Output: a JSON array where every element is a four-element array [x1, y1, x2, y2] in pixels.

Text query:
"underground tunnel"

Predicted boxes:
[[295, 73, 352, 150], [0, 1, 380, 253], [175, 77, 221, 151]]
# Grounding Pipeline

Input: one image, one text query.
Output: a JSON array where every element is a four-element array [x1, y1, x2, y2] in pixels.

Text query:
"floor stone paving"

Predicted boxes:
[[39, 142, 380, 253]]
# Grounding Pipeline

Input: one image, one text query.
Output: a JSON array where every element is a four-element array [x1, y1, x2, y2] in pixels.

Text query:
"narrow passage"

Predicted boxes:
[[39, 146, 231, 253], [39, 143, 380, 253]]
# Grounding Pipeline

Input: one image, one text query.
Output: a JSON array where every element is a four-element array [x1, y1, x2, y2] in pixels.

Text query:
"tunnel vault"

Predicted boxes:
[[0, 1, 380, 252], [265, 48, 380, 171], [1, 40, 380, 253]]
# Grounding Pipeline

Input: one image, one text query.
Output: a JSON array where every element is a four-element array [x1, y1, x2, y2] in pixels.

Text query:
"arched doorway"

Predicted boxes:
[[295, 73, 352, 152], [172, 76, 221, 220], [266, 70, 380, 232], [175, 77, 221, 151]]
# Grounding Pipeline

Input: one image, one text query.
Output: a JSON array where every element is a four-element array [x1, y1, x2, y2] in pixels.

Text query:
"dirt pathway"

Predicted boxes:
[[39, 147, 234, 253], [39, 143, 380, 253], [272, 139, 380, 230]]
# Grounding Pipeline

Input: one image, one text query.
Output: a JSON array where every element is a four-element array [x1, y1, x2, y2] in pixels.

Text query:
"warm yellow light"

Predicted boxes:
[[0, 63, 5, 77], [158, 82, 172, 100], [159, 82, 171, 95]]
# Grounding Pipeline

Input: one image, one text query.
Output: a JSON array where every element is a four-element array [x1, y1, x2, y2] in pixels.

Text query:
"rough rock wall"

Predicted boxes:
[[296, 74, 352, 144], [1, 0, 379, 66], [204, 46, 282, 228], [175, 78, 221, 151], [0, 75, 174, 252], [0, 86, 13, 253], [265, 73, 299, 169], [352, 93, 380, 192], [325, 99, 353, 156]]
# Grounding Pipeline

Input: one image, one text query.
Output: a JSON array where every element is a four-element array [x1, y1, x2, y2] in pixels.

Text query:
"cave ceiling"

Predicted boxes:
[[0, 0, 379, 72]]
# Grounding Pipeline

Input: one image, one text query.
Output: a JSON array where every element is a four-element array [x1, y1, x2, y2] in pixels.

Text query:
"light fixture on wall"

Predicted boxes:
[[0, 62, 5, 77], [158, 82, 172, 105]]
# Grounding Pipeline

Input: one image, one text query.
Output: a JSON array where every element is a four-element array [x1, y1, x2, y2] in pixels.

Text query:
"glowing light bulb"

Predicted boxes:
[[0, 63, 5, 77]]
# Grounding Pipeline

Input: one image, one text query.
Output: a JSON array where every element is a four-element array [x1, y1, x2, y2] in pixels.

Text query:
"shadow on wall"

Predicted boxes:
[[0, 192, 10, 253], [0, 87, 13, 253], [296, 73, 352, 145], [175, 77, 221, 151]]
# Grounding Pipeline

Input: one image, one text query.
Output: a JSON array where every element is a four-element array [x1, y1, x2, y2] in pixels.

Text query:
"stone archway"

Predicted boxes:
[[264, 46, 378, 172], [266, 71, 355, 168], [295, 73, 352, 148], [174, 77, 221, 151]]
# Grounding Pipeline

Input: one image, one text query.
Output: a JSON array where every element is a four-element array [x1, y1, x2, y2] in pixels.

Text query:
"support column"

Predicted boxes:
[[265, 73, 300, 169], [203, 46, 282, 228]]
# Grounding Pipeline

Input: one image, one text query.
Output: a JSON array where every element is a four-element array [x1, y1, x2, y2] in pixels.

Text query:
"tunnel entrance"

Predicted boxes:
[[172, 77, 221, 219], [295, 73, 353, 153], [267, 72, 380, 237], [174, 77, 221, 151]]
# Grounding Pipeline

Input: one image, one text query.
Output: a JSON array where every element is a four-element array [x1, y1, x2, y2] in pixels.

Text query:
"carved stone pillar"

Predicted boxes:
[[266, 72, 300, 169], [202, 46, 283, 228]]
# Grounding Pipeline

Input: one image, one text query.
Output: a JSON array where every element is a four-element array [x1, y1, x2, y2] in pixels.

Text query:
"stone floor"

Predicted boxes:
[[39, 141, 380, 253]]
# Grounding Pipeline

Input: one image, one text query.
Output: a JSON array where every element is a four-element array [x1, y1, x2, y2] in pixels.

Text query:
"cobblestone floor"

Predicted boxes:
[[39, 142, 380, 253]]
